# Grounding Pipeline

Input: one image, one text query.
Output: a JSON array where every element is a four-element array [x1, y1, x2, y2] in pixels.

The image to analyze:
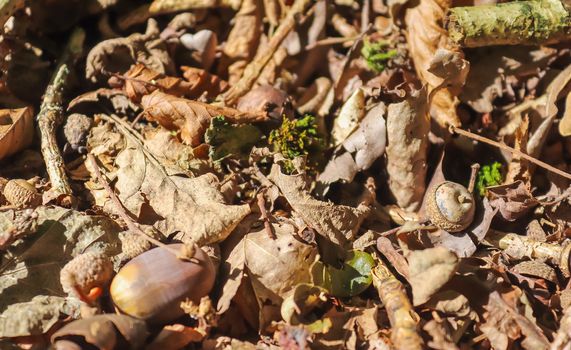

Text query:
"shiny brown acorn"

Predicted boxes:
[[426, 181, 475, 232], [110, 243, 215, 324]]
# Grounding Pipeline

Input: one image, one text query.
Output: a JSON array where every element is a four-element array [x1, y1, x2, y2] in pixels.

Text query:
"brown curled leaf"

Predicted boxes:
[[140, 90, 268, 146], [85, 19, 174, 83]]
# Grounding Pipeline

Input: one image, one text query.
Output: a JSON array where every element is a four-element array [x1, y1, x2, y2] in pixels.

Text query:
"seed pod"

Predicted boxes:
[[110, 244, 216, 324], [60, 251, 113, 304], [426, 181, 475, 232], [3, 179, 41, 208]]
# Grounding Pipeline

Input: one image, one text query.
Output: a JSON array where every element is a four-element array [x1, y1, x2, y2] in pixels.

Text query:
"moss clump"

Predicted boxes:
[[361, 39, 398, 73], [476, 162, 503, 196], [269, 115, 321, 173]]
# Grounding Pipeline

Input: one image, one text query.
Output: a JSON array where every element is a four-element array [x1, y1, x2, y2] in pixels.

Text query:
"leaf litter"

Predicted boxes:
[[2, 0, 571, 349]]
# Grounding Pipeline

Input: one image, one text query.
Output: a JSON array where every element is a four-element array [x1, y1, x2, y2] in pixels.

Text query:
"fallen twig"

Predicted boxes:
[[447, 0, 571, 47], [221, 0, 312, 105], [37, 27, 85, 207], [372, 259, 424, 350], [450, 126, 571, 182]]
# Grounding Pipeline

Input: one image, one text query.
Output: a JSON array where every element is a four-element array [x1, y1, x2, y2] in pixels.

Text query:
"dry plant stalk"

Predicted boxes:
[[222, 0, 312, 105], [491, 232, 571, 276], [372, 261, 424, 350], [37, 28, 85, 207], [447, 0, 571, 48]]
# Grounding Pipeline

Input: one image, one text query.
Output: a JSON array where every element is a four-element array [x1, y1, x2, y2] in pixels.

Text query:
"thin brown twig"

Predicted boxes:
[[37, 28, 85, 207], [87, 153, 180, 257], [468, 163, 480, 194], [305, 36, 358, 50], [257, 191, 276, 239], [450, 126, 571, 182]]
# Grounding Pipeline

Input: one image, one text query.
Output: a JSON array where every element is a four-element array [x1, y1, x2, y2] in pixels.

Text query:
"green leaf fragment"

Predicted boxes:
[[311, 250, 375, 297], [205, 116, 262, 161]]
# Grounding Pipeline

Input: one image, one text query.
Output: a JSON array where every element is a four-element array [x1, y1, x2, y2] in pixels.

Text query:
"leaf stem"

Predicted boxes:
[[449, 126, 571, 182]]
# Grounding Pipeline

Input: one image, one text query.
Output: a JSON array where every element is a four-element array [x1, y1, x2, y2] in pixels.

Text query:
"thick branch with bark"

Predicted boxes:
[[446, 0, 571, 48], [37, 27, 85, 206]]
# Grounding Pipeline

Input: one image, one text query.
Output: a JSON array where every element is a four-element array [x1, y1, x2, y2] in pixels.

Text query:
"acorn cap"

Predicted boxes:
[[60, 251, 113, 298], [426, 181, 475, 232]]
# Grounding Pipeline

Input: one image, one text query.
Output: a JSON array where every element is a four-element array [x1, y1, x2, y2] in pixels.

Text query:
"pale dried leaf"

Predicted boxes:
[[331, 88, 365, 146], [405, 0, 463, 127], [408, 247, 458, 306], [0, 107, 34, 161], [141, 90, 267, 146], [319, 103, 386, 185], [386, 87, 429, 211], [222, 0, 261, 60], [245, 221, 317, 299]]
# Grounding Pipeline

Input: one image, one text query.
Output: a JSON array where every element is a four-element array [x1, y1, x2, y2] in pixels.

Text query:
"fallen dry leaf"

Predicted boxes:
[[269, 163, 370, 261], [480, 291, 549, 350], [89, 115, 251, 246], [0, 107, 34, 161], [85, 19, 174, 83], [405, 0, 465, 127], [386, 87, 429, 211], [319, 103, 387, 185], [407, 247, 459, 306], [141, 90, 268, 146], [244, 220, 317, 326], [488, 181, 539, 222], [330, 88, 365, 146]]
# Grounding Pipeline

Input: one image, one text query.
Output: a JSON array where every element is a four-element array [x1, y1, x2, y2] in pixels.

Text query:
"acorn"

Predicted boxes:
[[110, 243, 216, 324], [2, 179, 41, 208], [426, 181, 475, 232], [60, 251, 114, 304]]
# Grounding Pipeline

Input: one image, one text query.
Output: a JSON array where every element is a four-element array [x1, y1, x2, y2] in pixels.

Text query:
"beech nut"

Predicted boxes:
[[426, 181, 475, 232], [110, 243, 216, 324]]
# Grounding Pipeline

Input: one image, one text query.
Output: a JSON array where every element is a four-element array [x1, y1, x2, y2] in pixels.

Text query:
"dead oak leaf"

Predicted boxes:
[[268, 164, 369, 262], [141, 90, 268, 146], [407, 247, 458, 306], [488, 181, 538, 222], [109, 64, 228, 103], [480, 291, 549, 350], [94, 116, 250, 246]]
